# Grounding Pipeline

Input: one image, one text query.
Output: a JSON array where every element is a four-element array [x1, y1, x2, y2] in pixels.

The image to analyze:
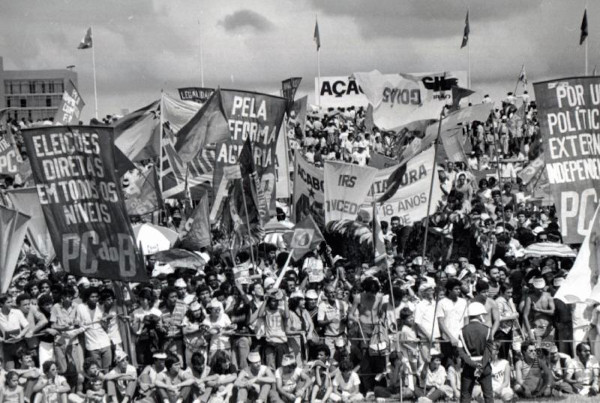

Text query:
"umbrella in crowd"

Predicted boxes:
[[151, 248, 206, 270], [132, 223, 178, 255], [523, 242, 577, 258]]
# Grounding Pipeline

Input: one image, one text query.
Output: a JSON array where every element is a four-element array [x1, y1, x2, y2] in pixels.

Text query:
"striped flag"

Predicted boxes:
[[77, 27, 93, 49], [314, 19, 321, 51], [461, 11, 469, 48], [581, 9, 588, 45]]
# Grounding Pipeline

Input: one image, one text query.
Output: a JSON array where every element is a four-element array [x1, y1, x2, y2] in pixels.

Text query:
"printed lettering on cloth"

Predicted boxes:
[[324, 161, 377, 223], [22, 126, 146, 281], [364, 146, 442, 226], [54, 80, 85, 125], [0, 138, 22, 176], [534, 77, 600, 243], [293, 152, 325, 226], [213, 90, 287, 216], [353, 70, 468, 130], [178, 87, 214, 103]]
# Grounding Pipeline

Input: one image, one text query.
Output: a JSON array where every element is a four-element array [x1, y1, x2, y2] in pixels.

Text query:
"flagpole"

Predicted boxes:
[[198, 18, 205, 87], [316, 15, 321, 107], [371, 185, 377, 260], [421, 108, 444, 260], [91, 27, 98, 119], [586, 37, 589, 75], [240, 178, 258, 270], [467, 8, 471, 89]]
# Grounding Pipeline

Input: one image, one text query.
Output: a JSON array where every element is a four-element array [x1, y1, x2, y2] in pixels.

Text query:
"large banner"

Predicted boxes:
[[293, 152, 325, 226], [0, 138, 22, 176], [534, 77, 600, 243], [282, 77, 302, 110], [178, 87, 214, 103], [315, 71, 467, 111], [22, 126, 146, 281], [213, 90, 287, 216], [324, 161, 377, 223], [54, 80, 85, 125], [364, 146, 442, 226]]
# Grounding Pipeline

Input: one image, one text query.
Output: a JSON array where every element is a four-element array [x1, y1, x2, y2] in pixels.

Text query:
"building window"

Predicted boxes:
[[46, 97, 52, 107], [20, 99, 26, 108], [6, 99, 10, 107]]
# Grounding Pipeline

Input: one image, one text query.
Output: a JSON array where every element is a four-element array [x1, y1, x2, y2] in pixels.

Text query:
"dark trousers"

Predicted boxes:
[[460, 365, 493, 403], [494, 330, 512, 360], [555, 322, 573, 357]]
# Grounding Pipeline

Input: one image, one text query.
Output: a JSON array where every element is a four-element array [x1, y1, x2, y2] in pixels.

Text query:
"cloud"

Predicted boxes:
[[219, 9, 274, 33], [311, 0, 543, 40]]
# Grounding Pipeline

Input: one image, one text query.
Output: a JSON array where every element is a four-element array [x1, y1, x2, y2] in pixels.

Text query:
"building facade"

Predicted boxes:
[[0, 56, 78, 122]]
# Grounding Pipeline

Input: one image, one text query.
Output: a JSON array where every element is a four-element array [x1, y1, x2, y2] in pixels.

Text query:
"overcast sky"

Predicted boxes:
[[1, 0, 596, 121]]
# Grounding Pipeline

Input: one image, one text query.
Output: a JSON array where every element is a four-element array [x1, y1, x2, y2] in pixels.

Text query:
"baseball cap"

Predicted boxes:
[[247, 351, 261, 363], [305, 289, 319, 299]]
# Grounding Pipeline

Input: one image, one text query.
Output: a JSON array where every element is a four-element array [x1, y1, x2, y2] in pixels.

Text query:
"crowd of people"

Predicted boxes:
[[0, 89, 597, 403]]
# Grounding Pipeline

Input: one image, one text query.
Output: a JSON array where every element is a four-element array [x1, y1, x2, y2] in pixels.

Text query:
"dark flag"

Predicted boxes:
[[282, 215, 324, 261], [449, 86, 475, 111], [314, 19, 321, 50], [22, 126, 147, 282], [178, 190, 211, 251], [113, 100, 161, 162], [282, 77, 302, 112], [376, 163, 408, 203], [77, 27, 93, 49], [175, 89, 230, 164], [461, 11, 469, 48], [581, 9, 588, 45], [124, 165, 162, 216], [238, 137, 269, 227]]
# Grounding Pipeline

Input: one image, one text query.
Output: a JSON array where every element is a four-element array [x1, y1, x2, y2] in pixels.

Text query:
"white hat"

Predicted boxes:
[[553, 277, 565, 287], [247, 351, 261, 363], [430, 348, 442, 357], [335, 337, 346, 348], [189, 301, 202, 312], [153, 352, 167, 360], [468, 302, 487, 317], [77, 277, 90, 286], [174, 278, 187, 288], [332, 255, 346, 265], [305, 289, 319, 299], [412, 257, 424, 266], [419, 282, 435, 292], [532, 226, 544, 235], [444, 264, 457, 276], [207, 299, 223, 309], [290, 290, 305, 299], [494, 259, 507, 268], [115, 350, 128, 362], [532, 277, 546, 289], [263, 277, 276, 289]]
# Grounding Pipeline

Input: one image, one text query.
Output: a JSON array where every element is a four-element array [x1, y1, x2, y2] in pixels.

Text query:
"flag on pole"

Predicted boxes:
[[581, 9, 588, 45], [0, 205, 30, 293], [77, 27, 93, 49], [283, 215, 324, 261], [461, 11, 469, 48], [314, 19, 321, 51], [518, 65, 528, 85]]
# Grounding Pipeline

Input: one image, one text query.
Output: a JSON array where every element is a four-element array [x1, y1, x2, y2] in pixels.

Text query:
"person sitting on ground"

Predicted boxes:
[[373, 351, 414, 400], [568, 342, 600, 396], [0, 371, 24, 403], [275, 353, 311, 403], [514, 341, 552, 398], [415, 348, 453, 401], [309, 346, 333, 403], [545, 344, 576, 395], [330, 358, 363, 402], [104, 351, 137, 403], [32, 361, 70, 403], [473, 342, 513, 402], [136, 352, 167, 403], [234, 351, 276, 403], [203, 350, 238, 403]]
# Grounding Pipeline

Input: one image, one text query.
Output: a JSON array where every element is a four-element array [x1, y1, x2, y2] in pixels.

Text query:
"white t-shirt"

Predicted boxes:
[[202, 314, 232, 351], [491, 359, 509, 392], [74, 303, 111, 351], [275, 367, 303, 393], [436, 297, 467, 341], [333, 371, 360, 393], [0, 309, 29, 334]]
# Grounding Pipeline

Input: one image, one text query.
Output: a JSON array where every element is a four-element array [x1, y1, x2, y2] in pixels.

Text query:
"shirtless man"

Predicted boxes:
[[471, 280, 500, 339], [522, 278, 555, 342], [348, 277, 389, 392]]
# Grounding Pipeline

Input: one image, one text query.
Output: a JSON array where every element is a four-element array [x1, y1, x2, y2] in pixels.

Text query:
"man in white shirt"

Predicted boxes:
[[414, 282, 439, 344], [74, 287, 112, 371], [437, 278, 467, 359]]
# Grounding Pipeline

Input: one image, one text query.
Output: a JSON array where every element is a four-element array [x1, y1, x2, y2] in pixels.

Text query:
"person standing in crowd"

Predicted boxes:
[[0, 294, 30, 370], [74, 287, 112, 372], [437, 278, 468, 361]]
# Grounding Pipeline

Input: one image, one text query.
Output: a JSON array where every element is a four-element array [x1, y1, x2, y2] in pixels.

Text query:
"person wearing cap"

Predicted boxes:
[[174, 278, 195, 305], [105, 350, 137, 403], [318, 285, 348, 358], [304, 289, 321, 359], [182, 301, 207, 367], [202, 299, 233, 362], [256, 288, 289, 369], [137, 352, 167, 402], [274, 353, 311, 403], [457, 302, 493, 403], [437, 278, 468, 360], [234, 351, 276, 403], [287, 290, 313, 366], [522, 277, 555, 343], [415, 281, 439, 346]]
